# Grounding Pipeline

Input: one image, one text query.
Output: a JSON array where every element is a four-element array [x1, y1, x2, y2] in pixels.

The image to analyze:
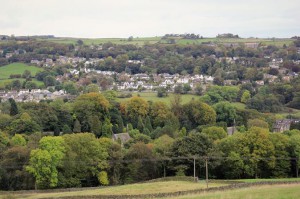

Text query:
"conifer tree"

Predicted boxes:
[[9, 98, 19, 116], [73, 119, 81, 133]]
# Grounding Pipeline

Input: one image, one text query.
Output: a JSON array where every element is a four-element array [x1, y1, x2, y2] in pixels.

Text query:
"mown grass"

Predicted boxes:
[[0, 63, 43, 79], [0, 181, 225, 199], [116, 92, 200, 105], [166, 184, 300, 199]]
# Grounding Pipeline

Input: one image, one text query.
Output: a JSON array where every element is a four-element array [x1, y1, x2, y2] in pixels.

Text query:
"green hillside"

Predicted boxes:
[[0, 63, 44, 79]]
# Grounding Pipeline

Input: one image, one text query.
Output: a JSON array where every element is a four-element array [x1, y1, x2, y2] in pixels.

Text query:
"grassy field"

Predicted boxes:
[[37, 36, 294, 47], [168, 37, 294, 47], [39, 37, 161, 46], [0, 181, 224, 199], [235, 178, 300, 183], [117, 92, 200, 105], [168, 184, 300, 199], [2, 179, 300, 199], [0, 63, 44, 89], [0, 63, 43, 79]]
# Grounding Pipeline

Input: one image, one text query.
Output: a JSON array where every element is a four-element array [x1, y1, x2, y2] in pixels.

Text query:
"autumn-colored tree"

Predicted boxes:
[[73, 92, 110, 132], [150, 101, 170, 128], [183, 100, 216, 129], [120, 96, 149, 124]]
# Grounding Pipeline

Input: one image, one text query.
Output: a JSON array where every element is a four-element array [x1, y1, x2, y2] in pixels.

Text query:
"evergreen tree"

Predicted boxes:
[[9, 98, 19, 116], [54, 125, 60, 136], [143, 127, 150, 136], [62, 125, 72, 134], [88, 116, 102, 138], [102, 118, 113, 137], [144, 116, 153, 132], [137, 116, 144, 133], [73, 119, 81, 133]]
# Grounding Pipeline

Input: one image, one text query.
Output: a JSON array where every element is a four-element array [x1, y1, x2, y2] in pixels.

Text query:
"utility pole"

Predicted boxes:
[[193, 156, 196, 182], [205, 157, 208, 188]]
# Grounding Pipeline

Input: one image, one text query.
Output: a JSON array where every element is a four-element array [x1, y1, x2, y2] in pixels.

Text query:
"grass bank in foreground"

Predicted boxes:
[[0, 181, 224, 199], [168, 183, 300, 199]]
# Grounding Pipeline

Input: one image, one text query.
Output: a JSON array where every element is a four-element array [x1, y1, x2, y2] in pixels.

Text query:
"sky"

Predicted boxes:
[[0, 0, 299, 38]]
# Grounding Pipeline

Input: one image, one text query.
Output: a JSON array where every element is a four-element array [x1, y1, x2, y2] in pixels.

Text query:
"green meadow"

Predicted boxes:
[[117, 92, 200, 105], [38, 37, 161, 46], [0, 63, 43, 79], [36, 36, 294, 47], [0, 63, 44, 88]]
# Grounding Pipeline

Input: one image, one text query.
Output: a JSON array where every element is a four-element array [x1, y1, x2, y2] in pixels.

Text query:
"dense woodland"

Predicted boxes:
[[0, 38, 300, 190], [0, 89, 300, 190]]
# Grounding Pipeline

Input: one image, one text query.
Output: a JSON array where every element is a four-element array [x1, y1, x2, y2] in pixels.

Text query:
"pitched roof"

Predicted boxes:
[[112, 133, 131, 144]]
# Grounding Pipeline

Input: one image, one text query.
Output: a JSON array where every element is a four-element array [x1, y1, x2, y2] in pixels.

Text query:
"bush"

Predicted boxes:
[[98, 171, 109, 186]]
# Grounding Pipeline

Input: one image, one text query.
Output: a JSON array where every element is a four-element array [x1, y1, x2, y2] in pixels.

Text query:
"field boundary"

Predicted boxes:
[[36, 181, 300, 199]]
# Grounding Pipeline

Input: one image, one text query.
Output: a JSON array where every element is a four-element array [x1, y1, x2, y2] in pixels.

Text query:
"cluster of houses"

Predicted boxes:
[[115, 73, 214, 91], [31, 56, 88, 68], [0, 89, 69, 102], [0, 49, 27, 59]]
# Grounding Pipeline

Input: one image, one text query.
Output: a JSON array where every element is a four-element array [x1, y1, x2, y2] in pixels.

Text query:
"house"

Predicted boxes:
[[227, 126, 237, 135], [263, 74, 278, 83], [245, 42, 259, 49], [223, 43, 239, 48], [224, 80, 234, 85], [112, 133, 131, 146], [282, 76, 291, 82], [255, 80, 264, 86], [205, 76, 214, 82], [177, 77, 189, 84], [273, 119, 293, 132], [5, 53, 14, 58], [31, 60, 42, 66], [288, 72, 299, 78]]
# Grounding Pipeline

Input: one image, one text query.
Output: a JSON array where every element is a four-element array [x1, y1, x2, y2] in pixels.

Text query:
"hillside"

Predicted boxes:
[[0, 63, 43, 79], [35, 36, 295, 47]]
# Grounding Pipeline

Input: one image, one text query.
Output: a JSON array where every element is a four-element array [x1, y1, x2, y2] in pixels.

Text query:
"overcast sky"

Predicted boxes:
[[1, 0, 299, 38]]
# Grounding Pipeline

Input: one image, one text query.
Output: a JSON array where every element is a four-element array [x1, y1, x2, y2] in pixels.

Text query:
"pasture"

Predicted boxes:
[[0, 63, 44, 88], [37, 36, 294, 47], [165, 37, 294, 47], [39, 37, 161, 46], [0, 63, 43, 79], [116, 92, 200, 105]]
